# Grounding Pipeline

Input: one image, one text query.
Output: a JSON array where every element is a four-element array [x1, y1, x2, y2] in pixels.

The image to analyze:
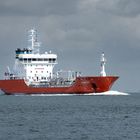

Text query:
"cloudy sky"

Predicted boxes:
[[0, 0, 140, 92]]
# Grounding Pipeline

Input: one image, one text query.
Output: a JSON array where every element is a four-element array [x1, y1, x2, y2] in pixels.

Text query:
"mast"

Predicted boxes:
[[28, 28, 41, 54], [100, 52, 106, 76]]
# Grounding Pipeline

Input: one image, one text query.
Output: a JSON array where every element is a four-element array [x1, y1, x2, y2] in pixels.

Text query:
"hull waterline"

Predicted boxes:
[[0, 76, 118, 95]]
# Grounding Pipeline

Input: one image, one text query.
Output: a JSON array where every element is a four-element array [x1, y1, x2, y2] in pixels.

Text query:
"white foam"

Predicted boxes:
[[30, 94, 75, 96], [90, 90, 129, 96], [13, 91, 129, 96], [29, 91, 129, 96]]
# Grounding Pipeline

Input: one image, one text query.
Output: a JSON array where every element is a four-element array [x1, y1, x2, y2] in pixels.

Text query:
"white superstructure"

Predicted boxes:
[[14, 29, 57, 84]]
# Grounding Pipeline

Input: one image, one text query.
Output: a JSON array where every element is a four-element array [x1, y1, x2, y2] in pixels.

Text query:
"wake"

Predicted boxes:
[[89, 90, 129, 96], [29, 91, 129, 96]]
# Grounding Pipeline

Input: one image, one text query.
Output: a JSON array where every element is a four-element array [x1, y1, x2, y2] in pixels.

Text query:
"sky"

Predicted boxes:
[[0, 0, 140, 92]]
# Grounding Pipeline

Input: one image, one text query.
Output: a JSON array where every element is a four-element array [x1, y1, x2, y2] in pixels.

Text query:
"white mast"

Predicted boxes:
[[28, 28, 40, 54], [100, 52, 106, 76]]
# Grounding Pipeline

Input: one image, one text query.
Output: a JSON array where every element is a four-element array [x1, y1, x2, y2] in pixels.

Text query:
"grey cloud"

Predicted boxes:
[[0, 0, 79, 16], [97, 0, 140, 17], [79, 0, 140, 17]]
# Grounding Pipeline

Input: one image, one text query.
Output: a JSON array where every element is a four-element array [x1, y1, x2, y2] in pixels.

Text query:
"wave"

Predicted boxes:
[[0, 90, 129, 96], [89, 90, 129, 96], [29, 91, 129, 96]]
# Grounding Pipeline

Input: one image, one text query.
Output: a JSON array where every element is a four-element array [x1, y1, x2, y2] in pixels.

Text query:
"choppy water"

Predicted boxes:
[[0, 91, 140, 140]]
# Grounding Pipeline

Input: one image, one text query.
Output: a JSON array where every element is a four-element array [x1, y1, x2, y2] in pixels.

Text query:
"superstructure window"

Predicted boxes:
[[28, 58, 31, 63], [52, 58, 56, 62], [48, 58, 56, 63], [38, 58, 43, 61], [32, 58, 37, 61], [19, 58, 23, 61], [23, 58, 27, 62], [44, 58, 48, 61]]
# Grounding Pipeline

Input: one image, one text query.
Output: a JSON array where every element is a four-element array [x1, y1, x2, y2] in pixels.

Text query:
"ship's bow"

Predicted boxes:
[[87, 76, 119, 93]]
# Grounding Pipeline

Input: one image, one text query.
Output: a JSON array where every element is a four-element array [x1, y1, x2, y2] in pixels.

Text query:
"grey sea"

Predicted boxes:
[[0, 91, 140, 140]]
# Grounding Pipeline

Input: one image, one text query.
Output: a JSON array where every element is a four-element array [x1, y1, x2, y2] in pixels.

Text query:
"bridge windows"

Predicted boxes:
[[18, 57, 56, 63]]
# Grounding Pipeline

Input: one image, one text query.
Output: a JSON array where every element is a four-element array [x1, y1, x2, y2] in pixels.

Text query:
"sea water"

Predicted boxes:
[[0, 91, 140, 140]]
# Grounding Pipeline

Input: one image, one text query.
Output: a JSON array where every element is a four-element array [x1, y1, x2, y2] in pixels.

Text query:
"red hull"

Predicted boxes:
[[0, 76, 118, 95]]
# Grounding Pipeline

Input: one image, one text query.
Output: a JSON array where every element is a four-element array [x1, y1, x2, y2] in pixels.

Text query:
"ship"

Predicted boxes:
[[0, 29, 118, 95]]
